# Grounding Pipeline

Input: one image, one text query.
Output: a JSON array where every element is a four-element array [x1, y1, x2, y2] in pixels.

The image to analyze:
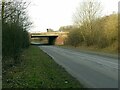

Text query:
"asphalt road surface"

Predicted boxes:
[[39, 46, 118, 88]]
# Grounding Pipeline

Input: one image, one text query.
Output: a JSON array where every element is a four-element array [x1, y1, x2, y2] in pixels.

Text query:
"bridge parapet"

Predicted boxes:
[[30, 31, 68, 36]]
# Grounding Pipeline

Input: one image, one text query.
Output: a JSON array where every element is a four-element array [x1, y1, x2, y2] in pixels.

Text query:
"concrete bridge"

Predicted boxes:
[[30, 32, 68, 45]]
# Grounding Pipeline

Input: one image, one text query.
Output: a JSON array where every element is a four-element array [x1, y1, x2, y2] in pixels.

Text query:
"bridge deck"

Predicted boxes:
[[31, 35, 58, 37]]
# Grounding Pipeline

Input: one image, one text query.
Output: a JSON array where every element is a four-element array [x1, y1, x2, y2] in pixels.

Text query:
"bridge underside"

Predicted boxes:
[[31, 36, 58, 45]]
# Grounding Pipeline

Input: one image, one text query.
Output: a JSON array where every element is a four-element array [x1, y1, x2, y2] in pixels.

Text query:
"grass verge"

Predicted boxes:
[[3, 46, 83, 88], [59, 45, 118, 55]]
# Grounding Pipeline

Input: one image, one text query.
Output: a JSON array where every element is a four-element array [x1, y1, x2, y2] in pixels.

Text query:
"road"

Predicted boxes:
[[39, 46, 118, 88]]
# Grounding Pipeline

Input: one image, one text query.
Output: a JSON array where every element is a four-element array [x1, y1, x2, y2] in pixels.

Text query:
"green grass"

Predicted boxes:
[[3, 46, 83, 88]]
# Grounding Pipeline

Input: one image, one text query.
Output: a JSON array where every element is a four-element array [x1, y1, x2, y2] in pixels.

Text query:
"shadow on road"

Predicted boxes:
[[31, 43, 52, 46]]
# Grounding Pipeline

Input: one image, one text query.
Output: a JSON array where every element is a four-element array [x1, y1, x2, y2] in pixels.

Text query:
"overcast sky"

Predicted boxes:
[[27, 0, 120, 32]]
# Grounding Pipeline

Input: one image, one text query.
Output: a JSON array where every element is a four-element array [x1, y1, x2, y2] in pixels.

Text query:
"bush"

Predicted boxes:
[[66, 28, 84, 47], [65, 14, 118, 50], [2, 1, 31, 65]]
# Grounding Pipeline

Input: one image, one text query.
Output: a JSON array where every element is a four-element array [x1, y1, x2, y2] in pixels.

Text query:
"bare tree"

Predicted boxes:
[[73, 0, 102, 44], [2, 0, 32, 30]]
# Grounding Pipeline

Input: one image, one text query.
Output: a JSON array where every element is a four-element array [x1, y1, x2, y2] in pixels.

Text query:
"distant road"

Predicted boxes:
[[39, 46, 118, 88]]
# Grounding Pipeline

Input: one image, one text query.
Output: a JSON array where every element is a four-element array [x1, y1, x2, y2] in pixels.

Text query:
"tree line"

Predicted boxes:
[[1, 0, 31, 65], [64, 0, 118, 52]]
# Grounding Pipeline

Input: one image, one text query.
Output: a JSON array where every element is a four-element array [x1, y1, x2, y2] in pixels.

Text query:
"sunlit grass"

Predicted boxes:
[[59, 44, 118, 55]]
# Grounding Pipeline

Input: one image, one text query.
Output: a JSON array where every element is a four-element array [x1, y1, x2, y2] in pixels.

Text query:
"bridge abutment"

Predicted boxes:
[[48, 36, 57, 45]]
